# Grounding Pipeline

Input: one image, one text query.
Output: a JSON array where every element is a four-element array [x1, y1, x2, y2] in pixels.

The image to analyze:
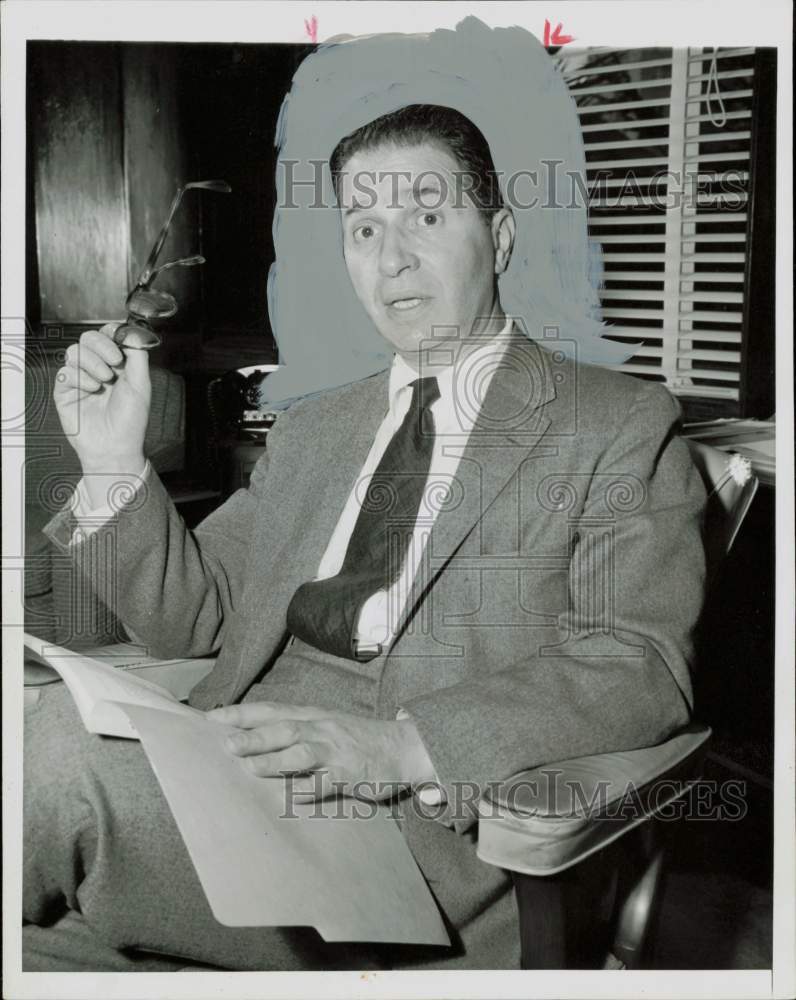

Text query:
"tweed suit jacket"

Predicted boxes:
[[46, 335, 707, 968]]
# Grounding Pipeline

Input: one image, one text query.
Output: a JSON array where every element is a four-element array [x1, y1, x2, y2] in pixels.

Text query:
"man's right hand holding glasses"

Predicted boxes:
[[52, 179, 230, 511], [54, 324, 151, 510]]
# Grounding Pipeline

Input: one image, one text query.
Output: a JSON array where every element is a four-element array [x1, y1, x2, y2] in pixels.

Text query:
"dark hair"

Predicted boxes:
[[329, 104, 504, 221]]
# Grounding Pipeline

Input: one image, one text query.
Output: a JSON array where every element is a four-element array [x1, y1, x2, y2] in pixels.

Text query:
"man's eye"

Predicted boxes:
[[418, 212, 440, 228], [353, 224, 377, 241]]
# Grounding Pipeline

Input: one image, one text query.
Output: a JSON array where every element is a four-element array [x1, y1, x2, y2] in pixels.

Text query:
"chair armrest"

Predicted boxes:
[[476, 724, 711, 876]]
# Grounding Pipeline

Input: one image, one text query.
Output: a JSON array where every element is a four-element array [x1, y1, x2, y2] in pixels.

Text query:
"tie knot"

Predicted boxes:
[[412, 376, 440, 412]]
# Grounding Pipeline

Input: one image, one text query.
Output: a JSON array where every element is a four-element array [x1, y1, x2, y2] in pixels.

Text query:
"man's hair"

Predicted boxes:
[[329, 104, 504, 221]]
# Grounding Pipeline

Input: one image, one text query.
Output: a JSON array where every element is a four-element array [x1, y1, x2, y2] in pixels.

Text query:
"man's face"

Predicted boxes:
[[338, 142, 502, 363]]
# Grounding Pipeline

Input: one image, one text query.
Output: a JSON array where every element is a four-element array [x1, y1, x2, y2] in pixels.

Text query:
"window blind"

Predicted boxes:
[[553, 47, 756, 402]]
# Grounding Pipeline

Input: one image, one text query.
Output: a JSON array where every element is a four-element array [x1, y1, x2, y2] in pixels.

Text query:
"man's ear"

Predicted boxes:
[[491, 208, 515, 275]]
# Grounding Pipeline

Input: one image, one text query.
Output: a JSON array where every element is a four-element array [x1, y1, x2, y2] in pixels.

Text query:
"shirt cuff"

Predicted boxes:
[[70, 460, 152, 545], [356, 589, 391, 646], [395, 707, 447, 805]]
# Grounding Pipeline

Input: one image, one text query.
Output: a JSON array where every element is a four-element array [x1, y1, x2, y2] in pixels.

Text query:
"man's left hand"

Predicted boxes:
[[205, 702, 436, 801]]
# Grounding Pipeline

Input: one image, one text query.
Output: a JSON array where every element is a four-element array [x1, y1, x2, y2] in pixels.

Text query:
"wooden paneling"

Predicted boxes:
[[177, 44, 311, 344], [122, 44, 201, 332], [32, 44, 129, 323], [28, 41, 304, 354]]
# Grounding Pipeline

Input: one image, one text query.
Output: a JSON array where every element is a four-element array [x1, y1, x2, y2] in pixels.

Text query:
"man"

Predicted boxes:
[[24, 103, 706, 971]]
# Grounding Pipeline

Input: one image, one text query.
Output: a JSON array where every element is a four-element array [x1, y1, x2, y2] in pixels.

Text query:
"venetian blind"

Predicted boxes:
[[554, 47, 756, 403]]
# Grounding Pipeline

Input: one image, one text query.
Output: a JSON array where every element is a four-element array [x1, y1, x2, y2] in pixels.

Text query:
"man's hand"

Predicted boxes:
[[54, 325, 150, 506], [206, 702, 438, 802]]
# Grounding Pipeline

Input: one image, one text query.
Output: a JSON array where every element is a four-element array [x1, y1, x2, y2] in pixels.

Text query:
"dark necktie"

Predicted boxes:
[[286, 376, 440, 661]]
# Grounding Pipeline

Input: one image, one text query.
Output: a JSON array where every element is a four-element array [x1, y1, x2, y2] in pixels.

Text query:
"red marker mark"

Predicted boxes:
[[543, 19, 574, 46], [304, 15, 318, 44]]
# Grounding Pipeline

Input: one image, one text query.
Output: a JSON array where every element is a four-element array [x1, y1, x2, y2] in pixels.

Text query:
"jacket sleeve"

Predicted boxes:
[[42, 409, 295, 659], [400, 382, 708, 833]]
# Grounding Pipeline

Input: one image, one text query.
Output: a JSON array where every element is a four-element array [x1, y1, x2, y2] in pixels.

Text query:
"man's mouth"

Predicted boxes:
[[385, 293, 430, 314], [390, 297, 424, 311]]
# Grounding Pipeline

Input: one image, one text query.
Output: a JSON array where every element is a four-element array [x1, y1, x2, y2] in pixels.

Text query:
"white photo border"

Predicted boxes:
[[2, 2, 793, 998]]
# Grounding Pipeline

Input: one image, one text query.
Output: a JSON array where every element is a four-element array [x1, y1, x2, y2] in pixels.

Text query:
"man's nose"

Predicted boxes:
[[378, 225, 419, 278]]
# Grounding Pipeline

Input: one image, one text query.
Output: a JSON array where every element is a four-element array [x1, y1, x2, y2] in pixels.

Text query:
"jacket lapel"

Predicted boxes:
[[287, 373, 392, 585], [229, 370, 391, 698], [393, 336, 558, 642]]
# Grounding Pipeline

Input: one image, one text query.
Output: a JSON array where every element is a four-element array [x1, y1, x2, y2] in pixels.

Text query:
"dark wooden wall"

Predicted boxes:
[[176, 43, 312, 343], [27, 41, 313, 359], [122, 45, 199, 329], [31, 43, 131, 325]]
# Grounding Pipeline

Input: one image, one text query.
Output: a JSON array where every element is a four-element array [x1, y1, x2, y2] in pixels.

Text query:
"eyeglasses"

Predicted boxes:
[[113, 180, 232, 351]]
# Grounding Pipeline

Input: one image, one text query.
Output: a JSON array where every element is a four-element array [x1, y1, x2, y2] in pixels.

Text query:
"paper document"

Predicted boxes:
[[23, 633, 201, 738], [25, 638, 215, 701], [122, 703, 450, 945]]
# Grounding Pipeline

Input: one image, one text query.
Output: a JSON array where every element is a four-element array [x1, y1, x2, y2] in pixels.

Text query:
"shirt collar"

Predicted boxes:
[[387, 317, 514, 423]]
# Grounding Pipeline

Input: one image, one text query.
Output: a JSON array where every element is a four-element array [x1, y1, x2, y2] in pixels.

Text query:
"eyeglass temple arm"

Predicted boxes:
[[135, 186, 188, 290]]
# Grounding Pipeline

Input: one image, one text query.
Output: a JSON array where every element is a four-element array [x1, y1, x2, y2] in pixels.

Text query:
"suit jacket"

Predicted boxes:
[[46, 336, 707, 968]]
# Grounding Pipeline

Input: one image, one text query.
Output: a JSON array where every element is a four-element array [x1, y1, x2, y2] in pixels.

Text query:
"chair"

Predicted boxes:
[[475, 439, 760, 969]]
